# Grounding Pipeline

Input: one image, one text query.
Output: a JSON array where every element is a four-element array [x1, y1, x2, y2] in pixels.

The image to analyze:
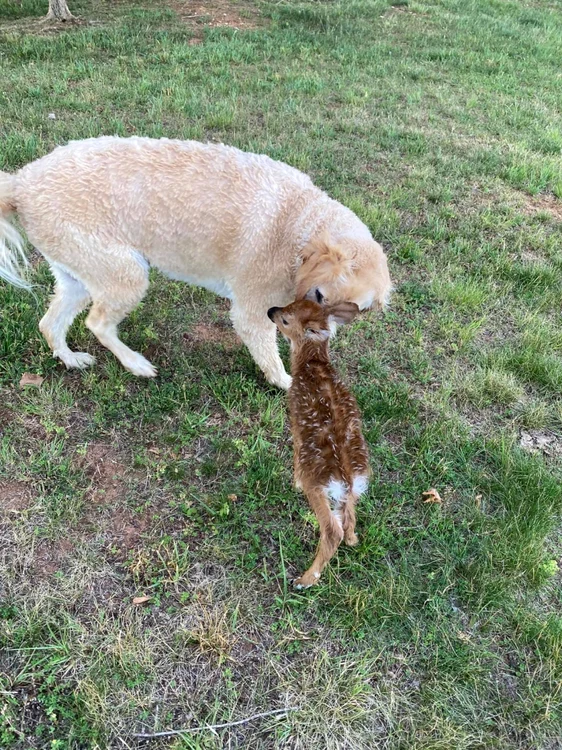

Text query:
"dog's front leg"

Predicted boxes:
[[230, 303, 292, 390]]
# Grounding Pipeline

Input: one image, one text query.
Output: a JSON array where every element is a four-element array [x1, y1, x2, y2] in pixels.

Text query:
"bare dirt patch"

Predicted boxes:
[[76, 442, 129, 505], [521, 193, 562, 221], [108, 506, 151, 553], [185, 322, 239, 348], [0, 480, 32, 512], [0, 405, 15, 427], [33, 537, 75, 576], [165, 0, 261, 30], [0, 15, 90, 38]]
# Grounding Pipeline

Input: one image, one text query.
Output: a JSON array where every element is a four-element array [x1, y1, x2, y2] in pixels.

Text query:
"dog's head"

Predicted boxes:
[[267, 299, 359, 346], [295, 232, 391, 312]]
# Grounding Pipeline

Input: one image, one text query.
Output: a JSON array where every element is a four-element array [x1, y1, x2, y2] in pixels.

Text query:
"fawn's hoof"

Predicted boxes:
[[293, 571, 321, 589]]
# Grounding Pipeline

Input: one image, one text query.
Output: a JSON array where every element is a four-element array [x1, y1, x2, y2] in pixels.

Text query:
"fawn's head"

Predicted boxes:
[[267, 297, 359, 348]]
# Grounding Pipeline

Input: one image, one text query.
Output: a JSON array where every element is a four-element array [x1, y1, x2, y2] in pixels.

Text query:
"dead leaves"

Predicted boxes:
[[520, 429, 562, 457], [132, 595, 152, 606], [422, 488, 484, 508], [19, 373, 44, 388], [422, 488, 442, 504]]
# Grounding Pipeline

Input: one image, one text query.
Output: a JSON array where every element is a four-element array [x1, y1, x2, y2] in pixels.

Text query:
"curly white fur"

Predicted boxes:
[[0, 137, 391, 385]]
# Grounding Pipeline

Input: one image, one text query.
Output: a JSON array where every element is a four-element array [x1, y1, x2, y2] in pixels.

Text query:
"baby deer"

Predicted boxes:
[[268, 298, 370, 587]]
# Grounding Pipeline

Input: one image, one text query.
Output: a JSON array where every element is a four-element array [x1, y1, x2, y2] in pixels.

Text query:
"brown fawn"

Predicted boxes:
[[268, 297, 370, 587]]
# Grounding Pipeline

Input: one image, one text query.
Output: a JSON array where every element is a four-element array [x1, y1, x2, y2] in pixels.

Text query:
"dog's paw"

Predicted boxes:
[[270, 372, 292, 390], [124, 353, 158, 378], [56, 351, 96, 370]]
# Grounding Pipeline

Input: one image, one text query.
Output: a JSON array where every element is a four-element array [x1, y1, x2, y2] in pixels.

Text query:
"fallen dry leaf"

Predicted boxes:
[[132, 595, 152, 606], [520, 429, 561, 456], [422, 488, 442, 504], [19, 373, 44, 388]]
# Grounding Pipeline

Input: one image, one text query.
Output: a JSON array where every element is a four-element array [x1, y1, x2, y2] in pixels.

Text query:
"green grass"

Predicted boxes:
[[1, 0, 562, 747]]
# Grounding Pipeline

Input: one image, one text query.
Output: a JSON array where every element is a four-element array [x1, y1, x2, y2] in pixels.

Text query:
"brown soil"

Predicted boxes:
[[1, 0, 262, 37], [0, 480, 32, 512], [108, 506, 151, 553], [0, 406, 15, 429], [33, 537, 75, 576], [521, 193, 562, 221], [165, 0, 261, 30], [76, 442, 129, 505], [185, 322, 239, 348]]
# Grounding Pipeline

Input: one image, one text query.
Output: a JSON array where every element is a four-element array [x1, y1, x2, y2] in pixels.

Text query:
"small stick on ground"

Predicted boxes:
[[132, 707, 299, 739]]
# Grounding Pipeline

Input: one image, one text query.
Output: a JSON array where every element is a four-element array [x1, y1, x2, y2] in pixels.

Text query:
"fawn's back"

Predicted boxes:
[[290, 357, 370, 493]]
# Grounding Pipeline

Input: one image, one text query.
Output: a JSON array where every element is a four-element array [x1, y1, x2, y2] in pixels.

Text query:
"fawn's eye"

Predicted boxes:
[[281, 318, 288, 326]]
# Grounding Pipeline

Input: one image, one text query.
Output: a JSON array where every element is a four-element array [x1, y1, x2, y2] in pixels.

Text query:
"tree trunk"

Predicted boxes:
[[46, 0, 75, 21]]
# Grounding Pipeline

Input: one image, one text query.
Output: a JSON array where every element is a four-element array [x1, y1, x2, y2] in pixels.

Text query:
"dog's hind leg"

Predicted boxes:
[[84, 247, 155, 377], [39, 263, 94, 369], [293, 486, 344, 588]]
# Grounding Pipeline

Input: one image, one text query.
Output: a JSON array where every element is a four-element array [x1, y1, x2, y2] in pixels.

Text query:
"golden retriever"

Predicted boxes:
[[0, 137, 391, 388]]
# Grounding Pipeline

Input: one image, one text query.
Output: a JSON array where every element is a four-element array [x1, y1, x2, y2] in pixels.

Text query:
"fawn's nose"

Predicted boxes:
[[267, 307, 281, 321]]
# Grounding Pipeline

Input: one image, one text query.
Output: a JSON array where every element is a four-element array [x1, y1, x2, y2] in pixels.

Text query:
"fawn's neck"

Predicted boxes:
[[291, 338, 331, 373]]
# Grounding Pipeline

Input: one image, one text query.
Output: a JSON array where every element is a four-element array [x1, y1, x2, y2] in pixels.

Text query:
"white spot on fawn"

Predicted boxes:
[[326, 479, 346, 503], [352, 475, 369, 496], [326, 478, 347, 521]]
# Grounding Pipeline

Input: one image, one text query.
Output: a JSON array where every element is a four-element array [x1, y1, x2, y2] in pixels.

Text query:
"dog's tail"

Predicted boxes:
[[0, 171, 31, 291]]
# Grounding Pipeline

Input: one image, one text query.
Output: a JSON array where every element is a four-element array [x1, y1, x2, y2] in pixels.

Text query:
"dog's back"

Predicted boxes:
[[15, 136, 316, 262]]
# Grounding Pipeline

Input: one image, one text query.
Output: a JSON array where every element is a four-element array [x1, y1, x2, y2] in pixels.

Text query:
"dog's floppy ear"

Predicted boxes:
[[327, 301, 359, 326]]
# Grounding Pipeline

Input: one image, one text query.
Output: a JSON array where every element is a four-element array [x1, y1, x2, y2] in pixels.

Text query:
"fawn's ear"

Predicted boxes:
[[327, 301, 360, 327], [305, 327, 331, 342]]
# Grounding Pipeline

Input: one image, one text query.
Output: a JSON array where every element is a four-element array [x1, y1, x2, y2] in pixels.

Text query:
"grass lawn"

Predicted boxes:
[[1, 0, 562, 746]]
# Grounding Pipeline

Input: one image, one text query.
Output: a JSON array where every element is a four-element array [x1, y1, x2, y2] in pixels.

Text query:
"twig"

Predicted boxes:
[[133, 707, 299, 739]]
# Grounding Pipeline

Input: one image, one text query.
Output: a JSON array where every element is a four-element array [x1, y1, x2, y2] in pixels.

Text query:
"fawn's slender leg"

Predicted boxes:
[[293, 433, 303, 491], [294, 486, 343, 588], [342, 494, 358, 547]]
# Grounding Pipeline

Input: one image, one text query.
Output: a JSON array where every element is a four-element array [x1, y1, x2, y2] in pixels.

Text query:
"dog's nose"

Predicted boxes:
[[267, 307, 281, 321]]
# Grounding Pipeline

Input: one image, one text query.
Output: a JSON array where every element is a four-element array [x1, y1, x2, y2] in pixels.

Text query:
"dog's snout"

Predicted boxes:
[[267, 306, 281, 321]]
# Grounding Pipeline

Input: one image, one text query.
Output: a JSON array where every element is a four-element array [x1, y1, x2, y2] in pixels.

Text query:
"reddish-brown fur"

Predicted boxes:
[[268, 299, 370, 587]]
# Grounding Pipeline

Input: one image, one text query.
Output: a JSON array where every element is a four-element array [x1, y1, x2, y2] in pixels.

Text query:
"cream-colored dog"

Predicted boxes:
[[0, 137, 391, 388]]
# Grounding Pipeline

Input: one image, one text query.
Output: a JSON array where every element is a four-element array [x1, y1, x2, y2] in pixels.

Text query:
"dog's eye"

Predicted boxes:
[[315, 289, 324, 304], [281, 318, 288, 326]]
